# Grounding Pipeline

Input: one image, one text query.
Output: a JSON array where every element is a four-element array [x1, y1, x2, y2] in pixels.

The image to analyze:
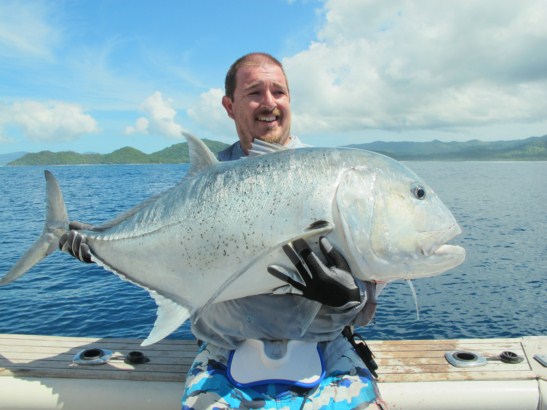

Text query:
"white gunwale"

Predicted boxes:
[[1, 333, 545, 409]]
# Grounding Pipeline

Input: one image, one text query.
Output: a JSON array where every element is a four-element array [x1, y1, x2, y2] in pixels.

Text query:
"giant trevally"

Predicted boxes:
[[0, 134, 465, 345]]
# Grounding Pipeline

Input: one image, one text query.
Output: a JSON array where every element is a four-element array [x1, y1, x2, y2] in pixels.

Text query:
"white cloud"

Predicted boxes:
[[126, 92, 186, 139], [283, 0, 547, 136], [0, 100, 98, 142], [187, 88, 234, 136], [0, 1, 60, 61]]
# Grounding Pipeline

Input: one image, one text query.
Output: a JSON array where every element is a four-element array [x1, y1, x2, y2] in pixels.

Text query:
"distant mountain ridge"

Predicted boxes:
[[7, 140, 229, 166], [0, 152, 27, 166], [5, 135, 547, 165], [347, 135, 547, 160]]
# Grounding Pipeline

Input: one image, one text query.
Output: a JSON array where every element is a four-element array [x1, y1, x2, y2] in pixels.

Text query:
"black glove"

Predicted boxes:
[[58, 221, 94, 263], [268, 237, 361, 308]]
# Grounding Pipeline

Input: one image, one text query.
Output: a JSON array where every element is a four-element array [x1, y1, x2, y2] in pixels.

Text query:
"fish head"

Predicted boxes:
[[334, 158, 465, 283]]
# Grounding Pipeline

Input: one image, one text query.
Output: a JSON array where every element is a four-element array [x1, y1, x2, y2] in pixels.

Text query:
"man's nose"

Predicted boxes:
[[261, 90, 276, 109]]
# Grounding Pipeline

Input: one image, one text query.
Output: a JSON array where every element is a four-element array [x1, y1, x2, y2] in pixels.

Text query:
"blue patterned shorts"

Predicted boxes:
[[182, 336, 385, 409]]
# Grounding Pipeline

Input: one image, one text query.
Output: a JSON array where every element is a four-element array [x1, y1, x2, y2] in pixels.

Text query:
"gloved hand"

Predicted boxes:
[[268, 237, 361, 308], [58, 221, 94, 263]]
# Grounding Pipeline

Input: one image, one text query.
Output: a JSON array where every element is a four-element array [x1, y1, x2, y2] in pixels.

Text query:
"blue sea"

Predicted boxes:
[[0, 161, 546, 341]]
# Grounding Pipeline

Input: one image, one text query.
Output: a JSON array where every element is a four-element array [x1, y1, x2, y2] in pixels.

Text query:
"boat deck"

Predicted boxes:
[[1, 334, 545, 409]]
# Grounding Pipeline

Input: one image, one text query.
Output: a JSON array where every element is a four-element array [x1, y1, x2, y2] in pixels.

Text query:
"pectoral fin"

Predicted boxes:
[[198, 220, 335, 312]]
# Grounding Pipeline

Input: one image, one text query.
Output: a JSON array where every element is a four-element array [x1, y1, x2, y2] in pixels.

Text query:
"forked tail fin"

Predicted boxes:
[[0, 171, 69, 285]]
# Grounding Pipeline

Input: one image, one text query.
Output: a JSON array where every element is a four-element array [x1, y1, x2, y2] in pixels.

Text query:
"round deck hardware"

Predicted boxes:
[[125, 350, 150, 364], [72, 347, 112, 365], [499, 351, 523, 364], [445, 351, 487, 368]]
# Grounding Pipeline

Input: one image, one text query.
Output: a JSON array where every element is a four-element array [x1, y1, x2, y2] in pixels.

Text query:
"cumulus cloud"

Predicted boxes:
[[126, 92, 186, 138], [0, 100, 98, 142], [187, 88, 234, 135], [283, 0, 547, 136]]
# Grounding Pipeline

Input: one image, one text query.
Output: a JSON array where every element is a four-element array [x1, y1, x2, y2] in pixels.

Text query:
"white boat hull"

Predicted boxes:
[[1, 334, 545, 409]]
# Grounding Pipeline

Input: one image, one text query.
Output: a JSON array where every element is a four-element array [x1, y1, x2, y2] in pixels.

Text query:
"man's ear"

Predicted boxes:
[[222, 95, 235, 120]]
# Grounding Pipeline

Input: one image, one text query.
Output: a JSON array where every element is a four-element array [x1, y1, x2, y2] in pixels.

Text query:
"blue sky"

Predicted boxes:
[[1, 0, 546, 154]]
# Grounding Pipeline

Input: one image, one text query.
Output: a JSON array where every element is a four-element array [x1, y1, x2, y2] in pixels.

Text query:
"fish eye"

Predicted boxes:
[[411, 184, 426, 200]]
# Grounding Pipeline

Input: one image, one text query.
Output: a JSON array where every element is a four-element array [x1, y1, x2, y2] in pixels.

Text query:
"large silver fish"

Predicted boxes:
[[0, 134, 465, 345]]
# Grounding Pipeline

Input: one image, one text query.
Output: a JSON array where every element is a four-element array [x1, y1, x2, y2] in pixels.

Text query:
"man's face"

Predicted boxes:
[[222, 62, 291, 151]]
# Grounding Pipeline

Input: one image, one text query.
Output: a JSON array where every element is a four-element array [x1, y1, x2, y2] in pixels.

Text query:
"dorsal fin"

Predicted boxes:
[[248, 139, 288, 157], [183, 132, 219, 177], [92, 133, 218, 231]]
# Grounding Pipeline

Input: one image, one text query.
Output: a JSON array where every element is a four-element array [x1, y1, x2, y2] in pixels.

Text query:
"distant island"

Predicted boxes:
[[348, 134, 547, 161], [4, 135, 547, 166], [7, 139, 229, 166]]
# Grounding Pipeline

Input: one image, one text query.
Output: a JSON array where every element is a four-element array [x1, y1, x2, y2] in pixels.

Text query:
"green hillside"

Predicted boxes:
[[348, 135, 547, 160], [9, 140, 230, 166], [7, 135, 547, 165], [9, 150, 104, 165]]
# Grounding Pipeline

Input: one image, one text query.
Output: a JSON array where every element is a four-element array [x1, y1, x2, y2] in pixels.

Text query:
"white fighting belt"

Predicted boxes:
[[227, 339, 325, 388]]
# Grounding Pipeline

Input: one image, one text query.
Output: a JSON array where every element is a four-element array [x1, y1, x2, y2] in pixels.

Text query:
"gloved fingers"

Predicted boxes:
[[71, 231, 83, 257], [292, 238, 332, 278], [292, 239, 321, 282], [281, 243, 313, 282], [300, 250, 330, 279], [59, 230, 93, 263], [306, 250, 359, 293], [59, 232, 70, 252], [60, 231, 77, 258], [70, 231, 93, 263], [282, 242, 303, 266], [267, 265, 306, 291], [319, 236, 351, 271], [292, 239, 312, 259], [78, 242, 93, 263]]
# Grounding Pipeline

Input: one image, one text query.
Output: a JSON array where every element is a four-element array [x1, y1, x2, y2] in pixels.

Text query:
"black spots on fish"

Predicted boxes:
[[306, 220, 330, 231], [411, 183, 426, 200], [241, 231, 251, 251]]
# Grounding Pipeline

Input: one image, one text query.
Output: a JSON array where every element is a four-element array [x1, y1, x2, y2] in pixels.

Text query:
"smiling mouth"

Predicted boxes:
[[257, 115, 277, 122], [256, 109, 281, 123]]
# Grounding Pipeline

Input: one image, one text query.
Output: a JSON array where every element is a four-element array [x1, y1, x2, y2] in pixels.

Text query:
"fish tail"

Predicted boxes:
[[0, 170, 69, 285]]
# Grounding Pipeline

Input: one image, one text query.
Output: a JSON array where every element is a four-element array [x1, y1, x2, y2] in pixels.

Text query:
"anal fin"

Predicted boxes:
[[141, 292, 191, 346]]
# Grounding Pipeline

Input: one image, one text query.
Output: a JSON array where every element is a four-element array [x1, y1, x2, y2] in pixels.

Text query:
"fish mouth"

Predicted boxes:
[[419, 224, 463, 258]]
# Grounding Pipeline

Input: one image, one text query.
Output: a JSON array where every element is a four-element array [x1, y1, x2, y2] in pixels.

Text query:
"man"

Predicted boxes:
[[182, 53, 384, 409], [217, 51, 296, 159], [60, 53, 384, 409]]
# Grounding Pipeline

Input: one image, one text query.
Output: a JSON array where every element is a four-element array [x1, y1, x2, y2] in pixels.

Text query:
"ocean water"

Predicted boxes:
[[0, 161, 545, 341]]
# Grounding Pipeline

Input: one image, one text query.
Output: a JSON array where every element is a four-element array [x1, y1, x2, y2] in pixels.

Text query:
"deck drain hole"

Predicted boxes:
[[445, 351, 487, 368], [73, 347, 112, 365]]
